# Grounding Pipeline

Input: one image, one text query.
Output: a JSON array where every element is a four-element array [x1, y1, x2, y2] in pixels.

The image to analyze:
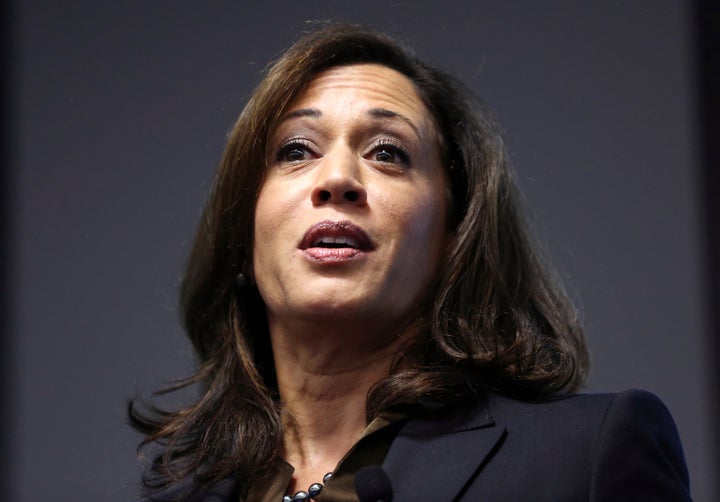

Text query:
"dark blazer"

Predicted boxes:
[[167, 389, 691, 501]]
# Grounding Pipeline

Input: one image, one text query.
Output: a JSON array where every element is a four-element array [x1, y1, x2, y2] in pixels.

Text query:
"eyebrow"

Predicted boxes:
[[281, 108, 321, 121], [367, 108, 421, 138], [279, 107, 421, 138]]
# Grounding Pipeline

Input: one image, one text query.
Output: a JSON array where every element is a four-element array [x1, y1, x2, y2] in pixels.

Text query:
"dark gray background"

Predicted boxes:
[[8, 1, 717, 500]]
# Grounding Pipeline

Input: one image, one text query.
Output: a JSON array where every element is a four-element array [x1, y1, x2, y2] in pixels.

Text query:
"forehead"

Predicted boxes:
[[288, 64, 434, 128]]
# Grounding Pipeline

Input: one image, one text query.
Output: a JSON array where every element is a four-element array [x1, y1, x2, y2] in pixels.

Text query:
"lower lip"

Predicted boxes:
[[301, 247, 366, 263]]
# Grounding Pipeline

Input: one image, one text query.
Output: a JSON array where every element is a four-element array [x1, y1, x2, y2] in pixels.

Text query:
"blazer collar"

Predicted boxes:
[[381, 397, 506, 501], [191, 399, 505, 502]]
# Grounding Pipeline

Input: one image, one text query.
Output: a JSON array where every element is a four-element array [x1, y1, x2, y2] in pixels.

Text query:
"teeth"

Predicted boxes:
[[313, 236, 359, 248]]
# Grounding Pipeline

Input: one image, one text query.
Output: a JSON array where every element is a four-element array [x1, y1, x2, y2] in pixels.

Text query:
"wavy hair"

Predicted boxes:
[[130, 22, 589, 499]]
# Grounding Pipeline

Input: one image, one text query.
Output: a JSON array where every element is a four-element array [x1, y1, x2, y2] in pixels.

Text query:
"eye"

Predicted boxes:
[[276, 139, 314, 163], [369, 139, 410, 165]]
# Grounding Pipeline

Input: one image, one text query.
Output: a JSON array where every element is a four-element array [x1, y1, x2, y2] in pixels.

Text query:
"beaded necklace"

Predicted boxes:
[[282, 472, 333, 502]]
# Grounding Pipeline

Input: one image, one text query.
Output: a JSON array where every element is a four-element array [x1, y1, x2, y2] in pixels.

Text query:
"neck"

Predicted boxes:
[[268, 313, 404, 484]]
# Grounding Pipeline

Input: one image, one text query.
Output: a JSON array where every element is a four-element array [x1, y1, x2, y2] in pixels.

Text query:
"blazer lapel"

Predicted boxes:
[[382, 399, 506, 501]]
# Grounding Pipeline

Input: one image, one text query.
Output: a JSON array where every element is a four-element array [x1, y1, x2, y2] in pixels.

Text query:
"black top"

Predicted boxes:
[[148, 389, 691, 501]]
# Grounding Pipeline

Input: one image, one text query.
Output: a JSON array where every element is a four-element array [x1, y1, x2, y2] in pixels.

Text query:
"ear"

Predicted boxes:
[[235, 256, 255, 290]]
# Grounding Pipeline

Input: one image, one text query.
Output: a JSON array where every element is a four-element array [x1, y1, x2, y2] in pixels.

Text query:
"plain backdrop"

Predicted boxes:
[[8, 1, 716, 500]]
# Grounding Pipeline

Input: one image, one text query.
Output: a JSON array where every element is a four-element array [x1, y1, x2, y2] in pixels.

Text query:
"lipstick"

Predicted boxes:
[[299, 220, 374, 263]]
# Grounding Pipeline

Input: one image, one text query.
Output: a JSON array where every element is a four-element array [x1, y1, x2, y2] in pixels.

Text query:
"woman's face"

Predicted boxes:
[[253, 64, 448, 333]]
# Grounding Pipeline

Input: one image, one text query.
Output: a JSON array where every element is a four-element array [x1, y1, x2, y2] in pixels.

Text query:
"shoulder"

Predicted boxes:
[[389, 390, 690, 500], [406, 389, 677, 436], [487, 388, 673, 427], [584, 390, 691, 500], [485, 389, 691, 500]]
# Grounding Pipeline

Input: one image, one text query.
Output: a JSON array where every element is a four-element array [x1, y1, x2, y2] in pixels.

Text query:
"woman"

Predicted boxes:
[[132, 24, 690, 501]]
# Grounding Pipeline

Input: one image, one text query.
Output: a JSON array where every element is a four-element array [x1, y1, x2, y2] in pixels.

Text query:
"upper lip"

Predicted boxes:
[[299, 220, 375, 251]]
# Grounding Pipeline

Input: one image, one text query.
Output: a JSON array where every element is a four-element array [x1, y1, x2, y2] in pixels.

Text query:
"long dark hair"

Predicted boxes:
[[130, 22, 589, 499]]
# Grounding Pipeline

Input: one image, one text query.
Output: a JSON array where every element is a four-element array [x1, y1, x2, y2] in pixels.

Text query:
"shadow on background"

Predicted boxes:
[[695, 0, 720, 496], [3, 1, 718, 500]]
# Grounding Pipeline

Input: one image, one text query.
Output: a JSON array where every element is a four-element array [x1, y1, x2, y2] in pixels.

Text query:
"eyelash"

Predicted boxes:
[[273, 138, 411, 165], [275, 139, 314, 162], [369, 138, 411, 165]]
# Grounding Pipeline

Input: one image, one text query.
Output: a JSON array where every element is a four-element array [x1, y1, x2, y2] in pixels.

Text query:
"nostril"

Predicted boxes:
[[319, 190, 331, 202], [344, 191, 359, 202]]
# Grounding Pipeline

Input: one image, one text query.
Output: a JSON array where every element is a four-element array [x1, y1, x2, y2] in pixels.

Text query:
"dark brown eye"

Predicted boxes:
[[276, 140, 313, 162], [375, 149, 394, 162], [285, 147, 306, 161], [372, 144, 410, 164]]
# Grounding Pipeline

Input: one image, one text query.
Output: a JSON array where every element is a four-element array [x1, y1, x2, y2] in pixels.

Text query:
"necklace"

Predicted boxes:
[[282, 472, 333, 502]]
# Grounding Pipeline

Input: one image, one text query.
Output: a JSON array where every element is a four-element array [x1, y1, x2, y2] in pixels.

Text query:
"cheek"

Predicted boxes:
[[396, 188, 449, 261], [416, 180, 448, 229], [252, 186, 283, 274], [255, 180, 284, 224], [252, 192, 272, 255], [251, 190, 284, 307], [252, 181, 308, 275], [254, 182, 302, 238]]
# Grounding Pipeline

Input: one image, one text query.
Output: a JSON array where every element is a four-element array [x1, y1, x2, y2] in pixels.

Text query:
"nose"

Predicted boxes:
[[311, 148, 367, 206]]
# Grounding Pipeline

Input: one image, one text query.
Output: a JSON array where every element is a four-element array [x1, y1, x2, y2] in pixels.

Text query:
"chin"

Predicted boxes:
[[301, 295, 371, 318]]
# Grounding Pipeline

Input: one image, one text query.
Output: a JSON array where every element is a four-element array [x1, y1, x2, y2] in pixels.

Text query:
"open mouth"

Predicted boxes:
[[311, 235, 360, 249], [299, 220, 374, 252]]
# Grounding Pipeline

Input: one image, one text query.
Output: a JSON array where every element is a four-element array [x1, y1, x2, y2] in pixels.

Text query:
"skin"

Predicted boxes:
[[253, 64, 448, 493]]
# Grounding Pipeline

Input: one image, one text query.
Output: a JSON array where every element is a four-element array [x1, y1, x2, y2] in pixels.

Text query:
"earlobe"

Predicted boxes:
[[236, 258, 255, 290]]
